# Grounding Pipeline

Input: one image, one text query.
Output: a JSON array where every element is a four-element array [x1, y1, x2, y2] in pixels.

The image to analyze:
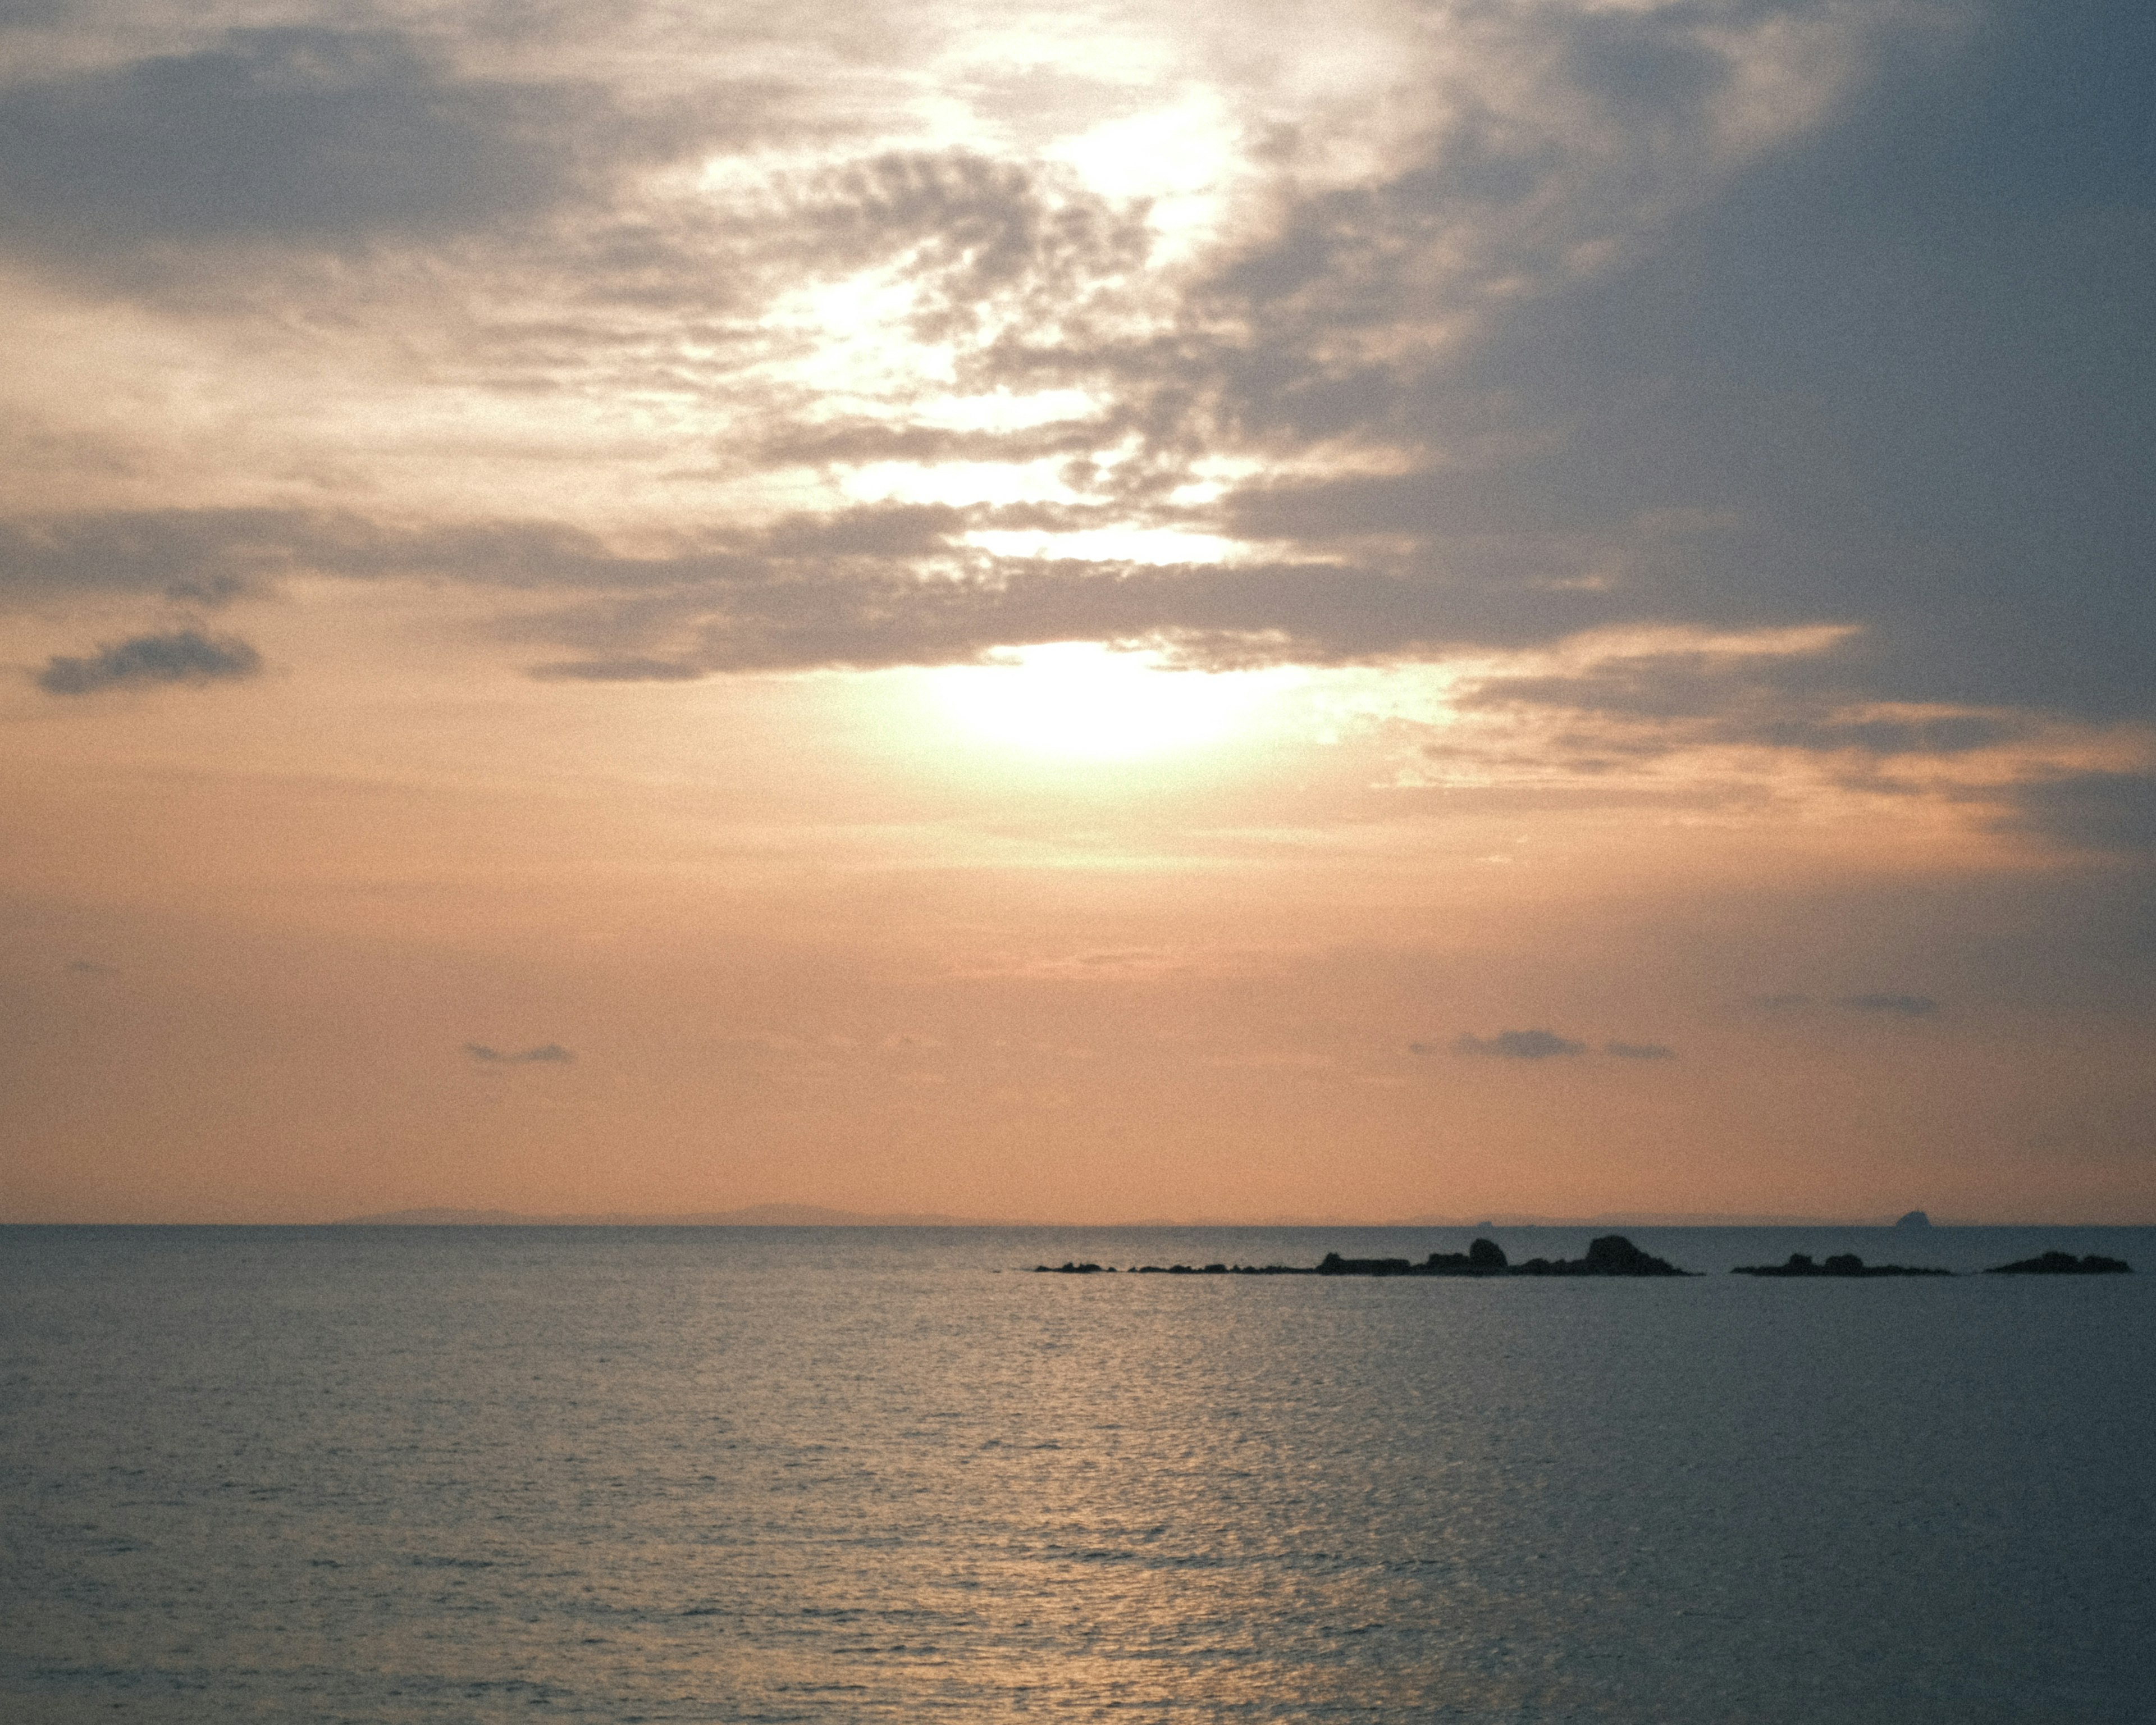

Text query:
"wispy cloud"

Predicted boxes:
[[464, 1043, 575, 1064], [527, 658, 706, 683], [1839, 994, 1940, 1018], [36, 630, 261, 695], [1453, 1029, 1587, 1061]]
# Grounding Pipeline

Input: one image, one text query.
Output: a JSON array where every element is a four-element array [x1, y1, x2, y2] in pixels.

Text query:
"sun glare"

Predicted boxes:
[[930, 642, 1291, 760]]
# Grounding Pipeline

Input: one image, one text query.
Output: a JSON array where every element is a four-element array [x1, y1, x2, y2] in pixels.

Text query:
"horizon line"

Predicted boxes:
[[11, 1207, 2152, 1229]]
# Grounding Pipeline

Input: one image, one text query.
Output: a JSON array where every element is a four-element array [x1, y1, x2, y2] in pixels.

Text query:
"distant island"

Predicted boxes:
[[1734, 1253, 1951, 1278], [340, 1204, 993, 1226], [1036, 1235, 1694, 1277], [1984, 1251, 2133, 1275]]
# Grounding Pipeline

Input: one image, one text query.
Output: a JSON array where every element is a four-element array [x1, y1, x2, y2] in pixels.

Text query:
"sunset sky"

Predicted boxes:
[[3, 0, 2151, 1223]]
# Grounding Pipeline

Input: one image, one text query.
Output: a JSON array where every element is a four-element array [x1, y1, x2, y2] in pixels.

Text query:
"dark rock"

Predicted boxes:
[[1418, 1238, 1510, 1275], [1984, 1251, 2132, 1275], [1734, 1252, 1951, 1277], [1034, 1261, 1108, 1274], [1316, 1252, 1415, 1276], [1509, 1236, 1694, 1276], [1894, 1210, 1932, 1229], [1109, 1237, 1692, 1280]]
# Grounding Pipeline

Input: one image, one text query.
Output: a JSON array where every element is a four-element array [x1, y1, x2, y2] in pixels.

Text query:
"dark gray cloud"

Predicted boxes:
[[464, 1042, 574, 1064], [0, 30, 618, 264], [528, 658, 706, 683], [1452, 647, 2023, 758], [1184, 0, 2156, 720], [36, 629, 262, 694], [0, 503, 1429, 671], [1839, 994, 1940, 1017], [1455, 1029, 1587, 1060], [0, 509, 323, 606], [1605, 1041, 1677, 1060], [2000, 772, 2156, 857]]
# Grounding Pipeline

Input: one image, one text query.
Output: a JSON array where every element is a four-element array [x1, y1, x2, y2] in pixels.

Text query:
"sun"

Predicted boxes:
[[929, 642, 1290, 761]]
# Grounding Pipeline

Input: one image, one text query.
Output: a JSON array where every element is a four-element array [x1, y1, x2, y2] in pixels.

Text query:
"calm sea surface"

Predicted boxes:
[[3, 1224, 2152, 1723]]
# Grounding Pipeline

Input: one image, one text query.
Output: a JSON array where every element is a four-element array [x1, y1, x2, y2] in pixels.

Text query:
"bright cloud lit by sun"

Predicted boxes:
[[962, 527, 1239, 564], [930, 642, 1298, 760]]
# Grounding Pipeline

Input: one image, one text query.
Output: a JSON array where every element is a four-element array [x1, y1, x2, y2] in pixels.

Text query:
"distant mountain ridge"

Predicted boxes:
[[339, 1204, 995, 1227]]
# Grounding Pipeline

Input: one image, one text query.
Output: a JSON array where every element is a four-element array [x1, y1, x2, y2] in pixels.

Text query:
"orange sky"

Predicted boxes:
[[3, 0, 2152, 1221]]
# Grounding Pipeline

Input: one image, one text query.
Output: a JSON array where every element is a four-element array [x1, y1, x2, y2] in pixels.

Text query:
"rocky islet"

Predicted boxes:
[[1034, 1236, 2134, 1278]]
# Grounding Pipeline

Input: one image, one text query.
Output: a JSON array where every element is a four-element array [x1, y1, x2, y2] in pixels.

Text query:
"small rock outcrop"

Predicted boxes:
[[1983, 1251, 2132, 1275], [1734, 1252, 1950, 1278], [1894, 1210, 1932, 1229]]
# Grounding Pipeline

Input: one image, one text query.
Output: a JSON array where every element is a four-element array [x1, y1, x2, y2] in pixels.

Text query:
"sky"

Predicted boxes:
[[2, 0, 2152, 1224]]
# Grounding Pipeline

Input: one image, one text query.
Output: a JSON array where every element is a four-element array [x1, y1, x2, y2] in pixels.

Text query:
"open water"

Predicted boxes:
[[3, 1224, 2152, 1722]]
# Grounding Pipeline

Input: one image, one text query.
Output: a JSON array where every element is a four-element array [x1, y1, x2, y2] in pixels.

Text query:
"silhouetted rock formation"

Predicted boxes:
[[1123, 1262, 1305, 1274], [1040, 1235, 1693, 1277], [1894, 1210, 1933, 1230], [1984, 1251, 2132, 1275], [1734, 1252, 1951, 1277], [1034, 1261, 1112, 1273], [1414, 1238, 1511, 1275], [1513, 1235, 1694, 1277], [1313, 1238, 1525, 1276]]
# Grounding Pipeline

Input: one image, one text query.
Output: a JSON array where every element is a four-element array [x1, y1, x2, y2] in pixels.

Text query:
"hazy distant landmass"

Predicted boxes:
[[339, 1204, 994, 1227]]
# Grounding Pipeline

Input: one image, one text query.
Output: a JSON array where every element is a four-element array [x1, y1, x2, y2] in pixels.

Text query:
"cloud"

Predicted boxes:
[[1452, 643, 2023, 758], [2000, 772, 2156, 857], [1454, 1029, 1587, 1060], [0, 30, 616, 262], [1423, 1031, 1672, 1060], [1839, 994, 1940, 1017], [36, 629, 262, 695], [776, 149, 1152, 344], [528, 658, 706, 683], [1176, 0, 2156, 726], [4, 0, 2152, 783], [0, 510, 318, 606], [464, 1043, 575, 1064]]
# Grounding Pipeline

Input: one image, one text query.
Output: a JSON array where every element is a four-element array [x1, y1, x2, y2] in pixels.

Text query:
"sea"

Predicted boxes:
[[2, 1224, 2152, 1723]]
